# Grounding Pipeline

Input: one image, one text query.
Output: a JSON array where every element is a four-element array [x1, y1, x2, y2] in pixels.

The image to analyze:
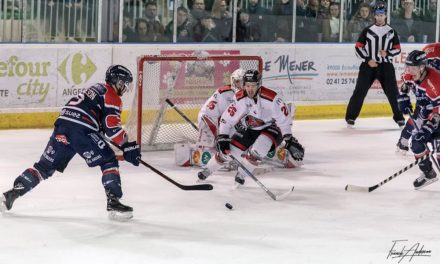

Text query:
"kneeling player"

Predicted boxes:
[[197, 70, 305, 185], [174, 69, 245, 167]]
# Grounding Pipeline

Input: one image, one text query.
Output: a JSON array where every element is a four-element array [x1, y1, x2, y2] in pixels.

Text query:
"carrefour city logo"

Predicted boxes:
[[58, 51, 96, 85]]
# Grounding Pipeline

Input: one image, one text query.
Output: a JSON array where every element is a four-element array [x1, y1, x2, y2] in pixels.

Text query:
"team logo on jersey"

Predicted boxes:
[[245, 115, 265, 128], [83, 150, 94, 159], [227, 105, 237, 116], [55, 134, 70, 145], [58, 51, 97, 85]]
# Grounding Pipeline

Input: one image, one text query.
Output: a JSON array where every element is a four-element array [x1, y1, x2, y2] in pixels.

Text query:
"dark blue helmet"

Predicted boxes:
[[406, 50, 427, 66], [105, 65, 133, 95]]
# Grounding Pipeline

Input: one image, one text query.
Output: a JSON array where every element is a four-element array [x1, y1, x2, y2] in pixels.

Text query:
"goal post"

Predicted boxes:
[[125, 54, 263, 151]]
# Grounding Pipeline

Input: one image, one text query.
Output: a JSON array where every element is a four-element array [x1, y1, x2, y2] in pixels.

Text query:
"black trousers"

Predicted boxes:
[[346, 61, 404, 123]]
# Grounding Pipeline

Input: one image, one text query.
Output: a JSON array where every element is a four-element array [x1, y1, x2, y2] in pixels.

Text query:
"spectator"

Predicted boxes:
[[143, 1, 166, 42], [236, 9, 262, 42], [420, 0, 437, 42], [295, 0, 309, 42], [272, 0, 293, 42], [165, 6, 193, 42], [391, 0, 423, 42], [304, 0, 322, 41], [245, 0, 271, 41], [127, 18, 152, 42], [211, 0, 233, 41], [317, 0, 331, 19], [322, 2, 340, 42], [192, 13, 221, 42], [191, 0, 208, 24], [345, 3, 373, 42]]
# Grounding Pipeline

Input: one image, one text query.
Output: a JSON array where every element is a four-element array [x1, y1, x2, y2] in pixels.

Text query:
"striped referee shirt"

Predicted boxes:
[[355, 24, 401, 63]]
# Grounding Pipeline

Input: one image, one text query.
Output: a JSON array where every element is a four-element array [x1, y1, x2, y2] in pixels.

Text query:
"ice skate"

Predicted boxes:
[[106, 192, 133, 221], [197, 167, 211, 181], [0, 188, 21, 213], [396, 138, 409, 154], [413, 169, 438, 190], [346, 119, 355, 128]]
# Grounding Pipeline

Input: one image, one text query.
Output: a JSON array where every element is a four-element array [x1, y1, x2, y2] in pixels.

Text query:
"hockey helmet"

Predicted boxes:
[[230, 69, 245, 91], [373, 1, 387, 15], [405, 50, 427, 66], [105, 65, 133, 95], [243, 69, 262, 87]]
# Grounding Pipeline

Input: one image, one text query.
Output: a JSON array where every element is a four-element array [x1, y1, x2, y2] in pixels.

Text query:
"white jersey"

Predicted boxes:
[[198, 85, 235, 124], [219, 86, 292, 136]]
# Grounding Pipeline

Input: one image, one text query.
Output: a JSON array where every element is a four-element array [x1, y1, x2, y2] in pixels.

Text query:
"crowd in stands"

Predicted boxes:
[[1, 0, 438, 43]]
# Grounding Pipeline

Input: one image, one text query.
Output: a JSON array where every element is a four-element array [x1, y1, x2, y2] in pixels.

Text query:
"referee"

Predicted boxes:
[[345, 1, 404, 128]]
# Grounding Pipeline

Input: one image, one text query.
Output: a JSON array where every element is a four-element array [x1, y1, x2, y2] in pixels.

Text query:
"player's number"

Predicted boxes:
[[281, 105, 288, 116]]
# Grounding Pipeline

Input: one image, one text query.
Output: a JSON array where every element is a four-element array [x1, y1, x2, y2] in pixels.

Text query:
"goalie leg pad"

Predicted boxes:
[[197, 115, 218, 147]]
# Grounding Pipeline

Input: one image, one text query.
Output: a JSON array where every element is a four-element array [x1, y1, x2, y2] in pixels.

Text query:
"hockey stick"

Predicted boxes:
[[229, 155, 294, 200], [165, 98, 199, 130], [345, 154, 430, 192], [108, 141, 213, 191]]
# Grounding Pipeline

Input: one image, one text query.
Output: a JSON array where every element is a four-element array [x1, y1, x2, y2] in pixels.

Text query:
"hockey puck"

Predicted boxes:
[[225, 203, 233, 210]]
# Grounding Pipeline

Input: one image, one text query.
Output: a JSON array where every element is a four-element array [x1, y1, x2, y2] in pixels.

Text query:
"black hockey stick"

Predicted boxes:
[[230, 155, 294, 200], [109, 141, 213, 191], [165, 98, 198, 130], [345, 154, 429, 192]]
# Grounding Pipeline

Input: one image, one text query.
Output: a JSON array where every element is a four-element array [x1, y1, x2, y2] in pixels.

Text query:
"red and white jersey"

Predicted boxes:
[[420, 68, 440, 112], [198, 85, 235, 123], [219, 86, 292, 136]]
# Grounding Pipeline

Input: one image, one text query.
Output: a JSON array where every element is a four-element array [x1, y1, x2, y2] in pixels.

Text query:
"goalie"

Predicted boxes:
[[175, 68, 245, 167], [197, 69, 305, 185]]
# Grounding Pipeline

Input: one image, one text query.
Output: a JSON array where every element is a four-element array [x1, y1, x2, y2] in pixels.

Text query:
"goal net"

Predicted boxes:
[[125, 53, 263, 151]]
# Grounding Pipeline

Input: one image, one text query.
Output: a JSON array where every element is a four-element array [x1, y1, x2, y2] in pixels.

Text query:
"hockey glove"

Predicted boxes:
[[215, 134, 231, 156], [122, 141, 141, 166], [283, 134, 305, 161], [397, 94, 412, 114], [419, 105, 434, 120], [428, 58, 440, 71]]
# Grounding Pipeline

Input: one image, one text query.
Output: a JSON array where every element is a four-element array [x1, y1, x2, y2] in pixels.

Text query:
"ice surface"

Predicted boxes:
[[1, 117, 439, 264]]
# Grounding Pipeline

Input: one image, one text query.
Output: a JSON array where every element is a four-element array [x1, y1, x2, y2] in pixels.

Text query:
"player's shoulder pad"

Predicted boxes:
[[217, 85, 233, 94], [90, 83, 107, 95], [423, 43, 440, 58], [424, 69, 440, 100], [259, 86, 277, 102], [235, 90, 247, 101]]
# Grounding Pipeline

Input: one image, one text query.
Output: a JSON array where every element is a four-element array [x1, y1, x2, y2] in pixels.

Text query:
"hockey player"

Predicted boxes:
[[406, 50, 440, 189], [197, 68, 245, 147], [0, 65, 141, 220], [174, 69, 245, 167], [197, 69, 305, 184], [396, 43, 440, 153]]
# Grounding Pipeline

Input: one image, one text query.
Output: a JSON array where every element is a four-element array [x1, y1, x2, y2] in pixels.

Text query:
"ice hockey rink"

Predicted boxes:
[[1, 117, 439, 264]]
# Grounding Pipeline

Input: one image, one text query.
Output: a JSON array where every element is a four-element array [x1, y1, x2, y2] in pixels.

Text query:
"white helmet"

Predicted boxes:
[[230, 68, 245, 91]]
